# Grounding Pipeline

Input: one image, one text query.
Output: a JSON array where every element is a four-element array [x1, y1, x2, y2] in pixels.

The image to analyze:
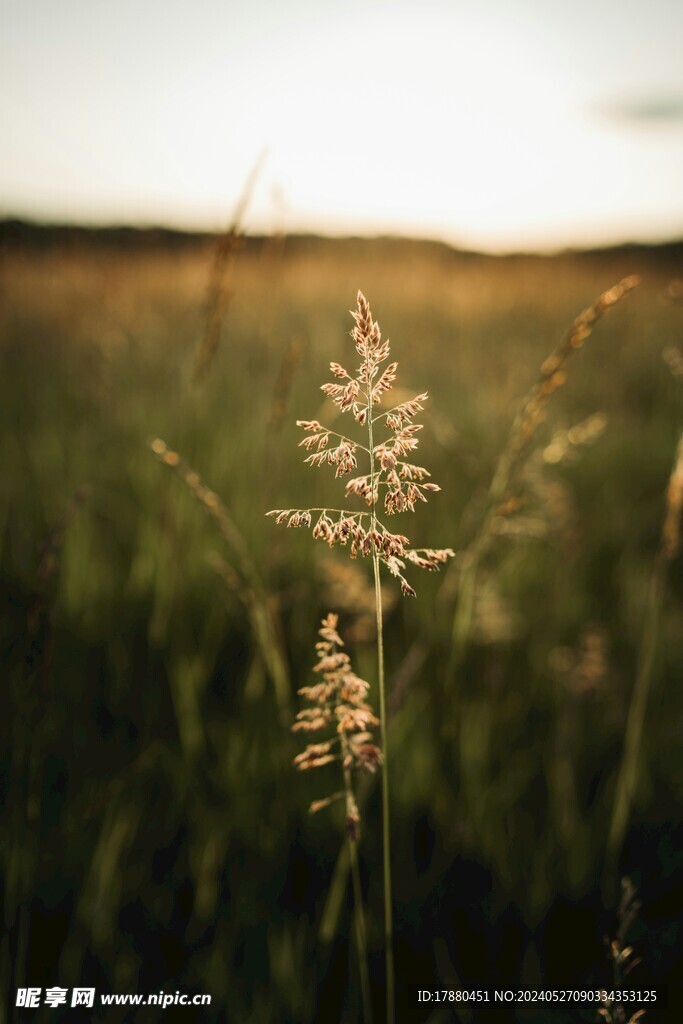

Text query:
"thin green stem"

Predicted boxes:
[[373, 549, 393, 1023], [344, 778, 376, 1024], [367, 358, 394, 1024], [607, 556, 665, 871], [349, 835, 373, 1024], [339, 728, 373, 1024]]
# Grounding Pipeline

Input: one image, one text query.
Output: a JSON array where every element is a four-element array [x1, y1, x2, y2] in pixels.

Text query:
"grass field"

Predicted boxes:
[[1, 226, 682, 1022]]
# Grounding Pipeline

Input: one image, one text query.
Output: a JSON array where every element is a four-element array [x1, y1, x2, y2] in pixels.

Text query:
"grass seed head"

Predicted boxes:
[[267, 292, 455, 594], [293, 614, 382, 837]]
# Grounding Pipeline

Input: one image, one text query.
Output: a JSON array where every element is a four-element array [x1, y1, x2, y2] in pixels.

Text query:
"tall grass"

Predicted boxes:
[[292, 612, 380, 1024], [1, 232, 681, 1020], [267, 291, 454, 1022]]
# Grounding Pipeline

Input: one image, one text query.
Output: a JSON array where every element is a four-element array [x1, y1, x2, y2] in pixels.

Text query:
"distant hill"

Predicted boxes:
[[1, 217, 682, 266]]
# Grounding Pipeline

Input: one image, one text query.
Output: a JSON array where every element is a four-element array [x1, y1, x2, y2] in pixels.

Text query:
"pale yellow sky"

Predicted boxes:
[[2, 0, 683, 251]]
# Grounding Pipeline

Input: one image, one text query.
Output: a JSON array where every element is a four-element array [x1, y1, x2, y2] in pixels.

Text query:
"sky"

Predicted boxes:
[[1, 0, 683, 252]]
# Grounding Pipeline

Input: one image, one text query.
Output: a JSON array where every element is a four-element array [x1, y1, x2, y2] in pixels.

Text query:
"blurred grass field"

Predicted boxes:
[[1, 227, 682, 1022]]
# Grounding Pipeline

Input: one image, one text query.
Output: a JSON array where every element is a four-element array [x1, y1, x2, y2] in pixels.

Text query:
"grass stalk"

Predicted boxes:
[[344, 758, 374, 1024], [607, 432, 683, 870], [269, 292, 453, 1023], [368, 387, 394, 1024], [338, 726, 373, 1024], [606, 565, 663, 868], [293, 614, 382, 1020]]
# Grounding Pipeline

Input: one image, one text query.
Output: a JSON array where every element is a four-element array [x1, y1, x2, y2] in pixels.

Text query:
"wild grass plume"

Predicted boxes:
[[293, 613, 382, 830], [268, 291, 454, 1023], [449, 276, 640, 676], [293, 613, 381, 1022], [267, 290, 454, 595]]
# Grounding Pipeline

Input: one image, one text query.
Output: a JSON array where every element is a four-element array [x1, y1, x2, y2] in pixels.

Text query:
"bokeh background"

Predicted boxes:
[[1, 1, 683, 1021]]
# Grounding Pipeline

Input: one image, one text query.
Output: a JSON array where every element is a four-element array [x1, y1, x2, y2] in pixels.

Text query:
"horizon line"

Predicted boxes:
[[3, 214, 683, 260]]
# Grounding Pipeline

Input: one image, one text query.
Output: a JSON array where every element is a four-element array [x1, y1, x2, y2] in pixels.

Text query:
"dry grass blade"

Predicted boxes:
[[492, 275, 640, 516], [193, 152, 266, 382], [149, 437, 290, 713], [448, 277, 640, 678]]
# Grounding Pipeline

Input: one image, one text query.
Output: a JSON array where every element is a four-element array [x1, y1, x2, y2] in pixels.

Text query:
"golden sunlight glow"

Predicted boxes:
[[1, 0, 682, 250]]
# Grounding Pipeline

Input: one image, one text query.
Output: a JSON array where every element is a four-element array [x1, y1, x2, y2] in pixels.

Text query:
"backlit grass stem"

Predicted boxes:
[[367, 340, 394, 1024], [268, 292, 454, 1024]]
